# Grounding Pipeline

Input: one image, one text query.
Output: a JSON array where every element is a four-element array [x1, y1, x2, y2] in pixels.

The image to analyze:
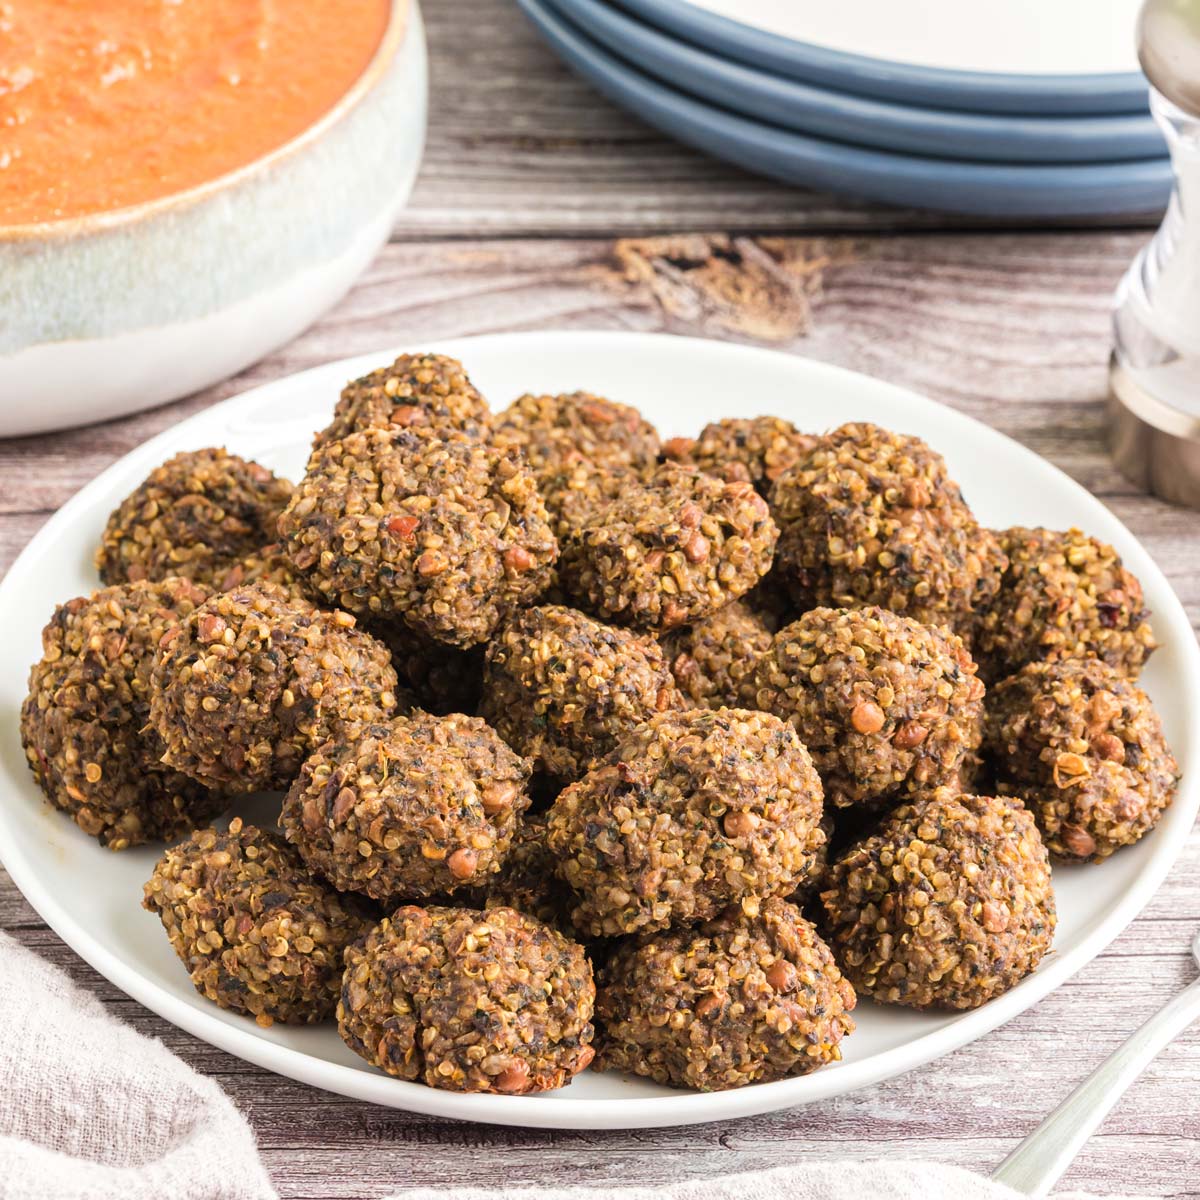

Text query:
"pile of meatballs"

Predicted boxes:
[[20, 352, 1180, 1096]]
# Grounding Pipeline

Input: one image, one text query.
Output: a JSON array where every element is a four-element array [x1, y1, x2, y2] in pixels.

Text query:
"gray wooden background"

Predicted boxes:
[[1, 1, 1197, 1196]]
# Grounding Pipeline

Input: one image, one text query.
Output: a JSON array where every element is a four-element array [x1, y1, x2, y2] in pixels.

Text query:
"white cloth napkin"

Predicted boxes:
[[0, 932, 276, 1200], [0, 932, 1137, 1200]]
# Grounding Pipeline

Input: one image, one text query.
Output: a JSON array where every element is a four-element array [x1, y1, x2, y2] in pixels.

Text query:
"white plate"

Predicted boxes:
[[1, 331, 1196, 1130], [681, 0, 1141, 76]]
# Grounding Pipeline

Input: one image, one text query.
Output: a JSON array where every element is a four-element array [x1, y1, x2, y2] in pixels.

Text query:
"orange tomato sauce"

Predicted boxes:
[[0, 0, 393, 226]]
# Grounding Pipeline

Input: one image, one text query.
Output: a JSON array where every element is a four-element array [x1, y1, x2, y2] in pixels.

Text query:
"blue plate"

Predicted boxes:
[[518, 0, 1172, 217], [614, 0, 1150, 116], [548, 0, 1162, 163]]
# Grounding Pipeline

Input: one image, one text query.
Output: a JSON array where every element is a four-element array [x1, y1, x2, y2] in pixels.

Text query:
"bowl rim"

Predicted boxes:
[[0, 0, 412, 244]]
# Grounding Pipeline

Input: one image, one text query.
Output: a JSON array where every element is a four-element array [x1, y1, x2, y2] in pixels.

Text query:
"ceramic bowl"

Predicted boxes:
[[0, 0, 427, 438]]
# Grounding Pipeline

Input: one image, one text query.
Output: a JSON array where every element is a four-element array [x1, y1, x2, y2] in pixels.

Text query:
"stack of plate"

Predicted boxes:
[[517, 0, 1172, 217]]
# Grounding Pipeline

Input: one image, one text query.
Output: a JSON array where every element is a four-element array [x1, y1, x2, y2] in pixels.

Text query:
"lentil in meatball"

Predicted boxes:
[[480, 605, 680, 781], [313, 352, 491, 450], [338, 905, 595, 1093], [769, 423, 1005, 632], [558, 463, 778, 631], [279, 426, 558, 647], [548, 707, 826, 937], [596, 897, 854, 1091], [662, 416, 816, 496], [281, 712, 531, 900], [150, 582, 399, 792], [96, 448, 294, 588], [662, 599, 776, 710], [985, 658, 1178, 862], [973, 526, 1155, 682], [753, 606, 985, 810], [820, 790, 1056, 1010], [143, 818, 368, 1026], [21, 578, 224, 849]]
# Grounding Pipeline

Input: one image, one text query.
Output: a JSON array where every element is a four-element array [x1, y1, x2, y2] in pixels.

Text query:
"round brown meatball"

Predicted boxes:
[[769, 423, 1005, 632], [820, 791, 1056, 1010], [480, 605, 680, 782], [559, 463, 778, 631], [985, 658, 1178, 862], [279, 426, 558, 648], [150, 582, 399, 792], [21, 578, 224, 849], [548, 708, 826, 938], [493, 391, 660, 480], [338, 905, 595, 1093], [662, 416, 816, 497], [662, 599, 776, 710], [143, 818, 368, 1026], [313, 352, 492, 450], [281, 713, 531, 901], [973, 527, 1156, 682], [596, 897, 854, 1091], [95, 448, 294, 588], [753, 606, 985, 810]]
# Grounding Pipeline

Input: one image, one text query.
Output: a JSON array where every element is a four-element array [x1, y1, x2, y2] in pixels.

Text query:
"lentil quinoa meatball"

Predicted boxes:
[[281, 713, 531, 900], [973, 527, 1156, 682], [558, 463, 778, 631], [548, 707, 826, 937], [753, 606, 985, 810], [596, 897, 855, 1091], [143, 818, 368, 1026], [314, 352, 492, 450], [985, 658, 1178, 862], [96, 448, 294, 588], [21, 578, 224, 849], [662, 599, 776, 710], [150, 582, 399, 792], [769, 423, 1005, 631], [820, 791, 1056, 1010], [480, 605, 680, 781], [492, 391, 660, 480], [338, 905, 595, 1093], [662, 416, 816, 496], [279, 426, 558, 647]]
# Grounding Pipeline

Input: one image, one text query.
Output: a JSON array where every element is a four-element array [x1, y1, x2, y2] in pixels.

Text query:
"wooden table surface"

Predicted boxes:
[[2, 2, 1197, 1196]]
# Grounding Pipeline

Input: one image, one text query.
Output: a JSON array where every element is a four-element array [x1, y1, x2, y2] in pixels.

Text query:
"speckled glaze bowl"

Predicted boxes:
[[0, 0, 426, 438]]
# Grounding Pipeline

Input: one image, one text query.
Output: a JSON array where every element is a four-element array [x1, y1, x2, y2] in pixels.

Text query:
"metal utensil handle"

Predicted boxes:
[[991, 977, 1200, 1197]]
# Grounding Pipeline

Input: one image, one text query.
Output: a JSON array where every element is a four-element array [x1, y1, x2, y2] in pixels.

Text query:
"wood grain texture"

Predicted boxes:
[[1, 1, 1196, 1197]]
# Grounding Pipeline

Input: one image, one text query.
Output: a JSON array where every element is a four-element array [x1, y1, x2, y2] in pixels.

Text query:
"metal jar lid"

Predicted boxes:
[[1108, 356, 1200, 508]]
